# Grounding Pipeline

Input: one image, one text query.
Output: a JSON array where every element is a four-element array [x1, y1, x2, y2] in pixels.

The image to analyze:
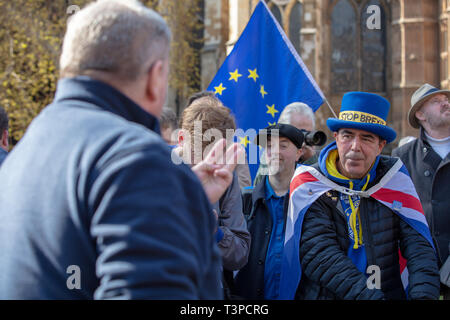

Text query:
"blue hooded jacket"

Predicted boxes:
[[0, 148, 7, 167], [0, 77, 222, 299]]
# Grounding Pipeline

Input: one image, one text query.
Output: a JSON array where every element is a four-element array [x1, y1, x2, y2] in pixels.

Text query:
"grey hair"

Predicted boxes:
[[60, 0, 171, 81], [160, 107, 178, 130], [278, 102, 315, 130]]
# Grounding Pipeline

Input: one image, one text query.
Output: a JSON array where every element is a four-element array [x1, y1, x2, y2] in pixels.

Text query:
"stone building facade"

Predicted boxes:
[[200, 0, 450, 150]]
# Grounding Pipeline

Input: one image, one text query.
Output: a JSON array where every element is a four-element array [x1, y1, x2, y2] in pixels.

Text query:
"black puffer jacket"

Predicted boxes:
[[296, 156, 440, 300]]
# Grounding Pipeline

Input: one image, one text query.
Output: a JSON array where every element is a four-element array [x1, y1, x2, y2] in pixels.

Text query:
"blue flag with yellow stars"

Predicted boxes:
[[207, 0, 324, 182]]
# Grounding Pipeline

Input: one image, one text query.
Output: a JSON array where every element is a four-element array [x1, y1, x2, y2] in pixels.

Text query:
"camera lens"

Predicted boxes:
[[303, 130, 327, 146]]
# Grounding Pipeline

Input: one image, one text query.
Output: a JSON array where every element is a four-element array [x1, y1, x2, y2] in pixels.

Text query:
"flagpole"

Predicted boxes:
[[324, 98, 338, 118]]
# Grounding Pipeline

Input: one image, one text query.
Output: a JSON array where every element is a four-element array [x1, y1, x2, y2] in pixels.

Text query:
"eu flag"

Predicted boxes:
[[207, 0, 324, 181]]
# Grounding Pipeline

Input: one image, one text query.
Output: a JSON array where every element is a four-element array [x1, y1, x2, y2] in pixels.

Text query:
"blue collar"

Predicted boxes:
[[265, 176, 288, 200], [54, 76, 160, 134]]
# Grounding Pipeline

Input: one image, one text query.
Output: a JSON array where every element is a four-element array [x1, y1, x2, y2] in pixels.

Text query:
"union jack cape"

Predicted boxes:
[[278, 158, 435, 299]]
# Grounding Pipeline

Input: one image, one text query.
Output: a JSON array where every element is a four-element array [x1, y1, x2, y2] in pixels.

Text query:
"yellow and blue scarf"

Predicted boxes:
[[319, 142, 379, 272], [279, 143, 435, 299]]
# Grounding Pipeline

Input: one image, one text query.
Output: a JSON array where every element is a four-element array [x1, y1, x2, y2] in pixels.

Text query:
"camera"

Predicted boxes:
[[301, 130, 327, 147]]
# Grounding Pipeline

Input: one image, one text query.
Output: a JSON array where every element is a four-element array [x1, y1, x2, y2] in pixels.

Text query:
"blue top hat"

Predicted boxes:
[[326, 92, 397, 143]]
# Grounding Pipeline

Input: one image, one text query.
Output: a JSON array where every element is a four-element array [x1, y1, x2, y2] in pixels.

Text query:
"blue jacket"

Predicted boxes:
[[0, 77, 222, 299], [0, 148, 7, 167]]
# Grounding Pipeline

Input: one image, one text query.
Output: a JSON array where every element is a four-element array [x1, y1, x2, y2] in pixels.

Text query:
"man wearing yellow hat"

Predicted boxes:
[[279, 92, 440, 300], [392, 83, 450, 299]]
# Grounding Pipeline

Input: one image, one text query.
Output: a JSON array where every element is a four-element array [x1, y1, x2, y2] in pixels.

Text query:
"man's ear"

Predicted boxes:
[[178, 129, 185, 146], [1, 130, 8, 150], [145, 59, 168, 116], [378, 139, 387, 154], [415, 110, 425, 123], [296, 148, 304, 163]]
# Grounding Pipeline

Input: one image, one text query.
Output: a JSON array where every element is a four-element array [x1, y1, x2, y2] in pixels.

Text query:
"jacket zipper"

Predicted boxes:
[[328, 192, 351, 249]]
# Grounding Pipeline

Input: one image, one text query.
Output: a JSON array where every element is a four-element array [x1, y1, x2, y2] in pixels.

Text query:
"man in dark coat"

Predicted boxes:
[[392, 83, 450, 299], [279, 92, 440, 300], [0, 0, 242, 299], [235, 123, 305, 299]]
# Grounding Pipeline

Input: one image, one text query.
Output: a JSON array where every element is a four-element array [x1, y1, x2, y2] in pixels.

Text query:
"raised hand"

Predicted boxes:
[[192, 139, 245, 204]]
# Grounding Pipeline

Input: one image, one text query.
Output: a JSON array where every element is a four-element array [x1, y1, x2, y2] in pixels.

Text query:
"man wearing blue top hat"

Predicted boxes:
[[279, 92, 440, 300]]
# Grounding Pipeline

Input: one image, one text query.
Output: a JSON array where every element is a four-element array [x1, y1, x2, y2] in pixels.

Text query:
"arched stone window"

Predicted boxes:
[[331, 0, 358, 92], [265, 0, 303, 55], [330, 0, 388, 93], [439, 0, 449, 88]]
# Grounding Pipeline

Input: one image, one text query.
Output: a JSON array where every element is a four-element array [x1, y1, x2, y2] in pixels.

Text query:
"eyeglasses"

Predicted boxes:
[[428, 97, 449, 105]]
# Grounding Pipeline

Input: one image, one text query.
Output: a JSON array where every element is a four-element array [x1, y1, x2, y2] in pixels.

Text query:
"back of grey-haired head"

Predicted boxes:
[[60, 0, 171, 81], [160, 107, 178, 130], [278, 102, 315, 130]]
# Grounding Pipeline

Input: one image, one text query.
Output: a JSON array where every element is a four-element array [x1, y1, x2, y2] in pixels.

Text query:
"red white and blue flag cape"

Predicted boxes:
[[278, 159, 435, 300]]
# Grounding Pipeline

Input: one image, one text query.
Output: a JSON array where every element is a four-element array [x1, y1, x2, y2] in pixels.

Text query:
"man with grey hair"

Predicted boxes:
[[278, 102, 315, 130], [0, 0, 241, 299], [0, 105, 8, 166], [160, 107, 178, 145], [278, 102, 316, 163]]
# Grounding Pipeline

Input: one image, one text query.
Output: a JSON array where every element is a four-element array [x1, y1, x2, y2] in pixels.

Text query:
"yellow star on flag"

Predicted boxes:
[[228, 69, 242, 82], [214, 83, 226, 95], [248, 68, 259, 82], [239, 136, 251, 148], [266, 104, 279, 118], [260, 85, 268, 98], [268, 122, 276, 126]]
